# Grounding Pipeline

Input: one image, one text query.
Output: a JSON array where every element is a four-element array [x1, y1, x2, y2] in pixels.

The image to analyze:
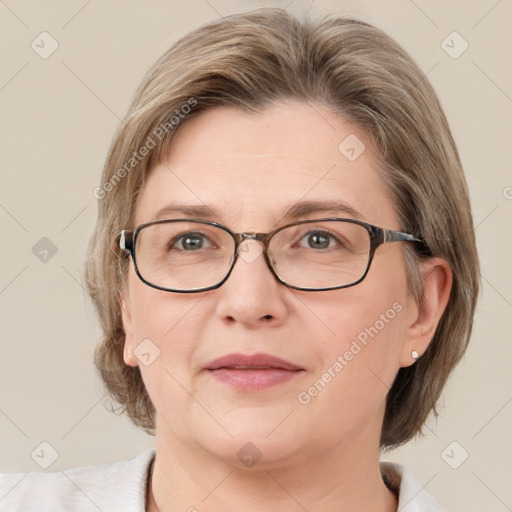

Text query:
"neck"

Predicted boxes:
[[147, 422, 397, 512]]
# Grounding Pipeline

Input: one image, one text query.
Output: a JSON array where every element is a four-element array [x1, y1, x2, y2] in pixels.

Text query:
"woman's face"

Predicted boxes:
[[121, 101, 418, 467]]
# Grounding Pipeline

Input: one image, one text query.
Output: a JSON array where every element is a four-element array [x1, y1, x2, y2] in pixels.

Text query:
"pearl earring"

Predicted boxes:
[[411, 350, 420, 361]]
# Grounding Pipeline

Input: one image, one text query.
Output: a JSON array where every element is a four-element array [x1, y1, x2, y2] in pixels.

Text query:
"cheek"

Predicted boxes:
[[307, 255, 409, 402], [127, 283, 205, 430], [127, 276, 205, 383], [320, 293, 406, 382], [296, 295, 407, 442], [317, 272, 407, 351], [128, 270, 201, 342]]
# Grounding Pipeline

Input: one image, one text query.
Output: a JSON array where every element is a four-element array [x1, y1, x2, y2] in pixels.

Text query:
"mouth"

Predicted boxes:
[[205, 353, 304, 391]]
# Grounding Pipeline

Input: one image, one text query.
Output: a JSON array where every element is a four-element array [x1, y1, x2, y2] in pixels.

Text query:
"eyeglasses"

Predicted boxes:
[[116, 218, 426, 293]]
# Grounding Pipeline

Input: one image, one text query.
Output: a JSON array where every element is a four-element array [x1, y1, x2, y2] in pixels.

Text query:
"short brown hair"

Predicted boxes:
[[85, 8, 480, 449]]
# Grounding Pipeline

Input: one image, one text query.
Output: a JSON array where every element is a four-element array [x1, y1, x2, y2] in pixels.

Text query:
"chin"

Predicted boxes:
[[212, 436, 304, 471], [189, 413, 307, 470]]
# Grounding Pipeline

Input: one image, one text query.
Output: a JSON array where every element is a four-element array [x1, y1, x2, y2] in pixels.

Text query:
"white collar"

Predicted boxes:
[[380, 461, 446, 511], [0, 448, 445, 511]]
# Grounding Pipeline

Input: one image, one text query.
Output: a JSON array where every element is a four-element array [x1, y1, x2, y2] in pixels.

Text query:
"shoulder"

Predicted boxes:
[[0, 448, 156, 512], [380, 461, 446, 512]]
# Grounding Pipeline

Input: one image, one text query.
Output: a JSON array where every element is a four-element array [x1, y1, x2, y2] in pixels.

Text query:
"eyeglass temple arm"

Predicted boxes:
[[383, 229, 420, 243], [382, 228, 431, 254], [117, 230, 134, 253]]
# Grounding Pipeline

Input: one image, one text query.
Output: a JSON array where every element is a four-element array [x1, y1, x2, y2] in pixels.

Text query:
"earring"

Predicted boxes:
[[411, 350, 420, 361]]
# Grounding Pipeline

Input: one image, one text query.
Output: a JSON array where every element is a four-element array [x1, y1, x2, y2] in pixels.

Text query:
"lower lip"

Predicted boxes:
[[208, 368, 302, 391]]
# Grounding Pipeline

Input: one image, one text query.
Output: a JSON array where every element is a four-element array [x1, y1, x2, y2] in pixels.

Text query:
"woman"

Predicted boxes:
[[0, 8, 479, 511]]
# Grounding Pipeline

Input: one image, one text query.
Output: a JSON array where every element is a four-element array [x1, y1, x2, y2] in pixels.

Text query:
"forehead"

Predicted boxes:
[[134, 101, 398, 230]]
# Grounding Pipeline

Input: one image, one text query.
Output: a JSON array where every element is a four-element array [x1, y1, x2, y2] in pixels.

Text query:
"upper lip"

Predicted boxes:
[[205, 353, 303, 371]]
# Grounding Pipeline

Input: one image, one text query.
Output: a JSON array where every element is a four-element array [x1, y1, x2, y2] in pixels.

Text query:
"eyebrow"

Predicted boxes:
[[153, 203, 221, 221], [282, 200, 364, 221], [152, 200, 365, 224]]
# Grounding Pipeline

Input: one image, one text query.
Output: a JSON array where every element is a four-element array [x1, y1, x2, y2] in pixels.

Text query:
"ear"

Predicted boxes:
[[120, 292, 139, 368], [400, 257, 452, 367]]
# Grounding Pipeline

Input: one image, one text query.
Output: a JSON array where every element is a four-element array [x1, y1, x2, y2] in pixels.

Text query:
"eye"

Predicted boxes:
[[168, 232, 214, 251], [297, 230, 344, 250]]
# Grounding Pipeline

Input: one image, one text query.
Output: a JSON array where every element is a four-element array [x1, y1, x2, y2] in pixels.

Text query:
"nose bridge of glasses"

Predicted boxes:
[[234, 232, 269, 246], [233, 232, 271, 265]]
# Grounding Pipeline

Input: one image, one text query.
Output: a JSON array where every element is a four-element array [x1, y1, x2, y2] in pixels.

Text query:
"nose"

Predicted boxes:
[[214, 239, 288, 328]]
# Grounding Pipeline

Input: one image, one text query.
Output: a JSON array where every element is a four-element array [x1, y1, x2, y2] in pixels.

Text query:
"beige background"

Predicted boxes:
[[0, 0, 511, 510]]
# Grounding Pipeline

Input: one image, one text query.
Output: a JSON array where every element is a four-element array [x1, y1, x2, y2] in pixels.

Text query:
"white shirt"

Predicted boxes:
[[0, 449, 445, 511]]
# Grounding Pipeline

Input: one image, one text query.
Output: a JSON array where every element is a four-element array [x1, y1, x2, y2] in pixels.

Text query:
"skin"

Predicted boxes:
[[120, 100, 452, 512]]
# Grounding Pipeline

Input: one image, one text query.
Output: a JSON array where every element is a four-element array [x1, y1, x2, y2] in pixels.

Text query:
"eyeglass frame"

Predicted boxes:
[[116, 217, 429, 293]]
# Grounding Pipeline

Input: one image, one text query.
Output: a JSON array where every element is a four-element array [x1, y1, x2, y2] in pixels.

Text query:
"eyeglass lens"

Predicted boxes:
[[134, 220, 372, 291]]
